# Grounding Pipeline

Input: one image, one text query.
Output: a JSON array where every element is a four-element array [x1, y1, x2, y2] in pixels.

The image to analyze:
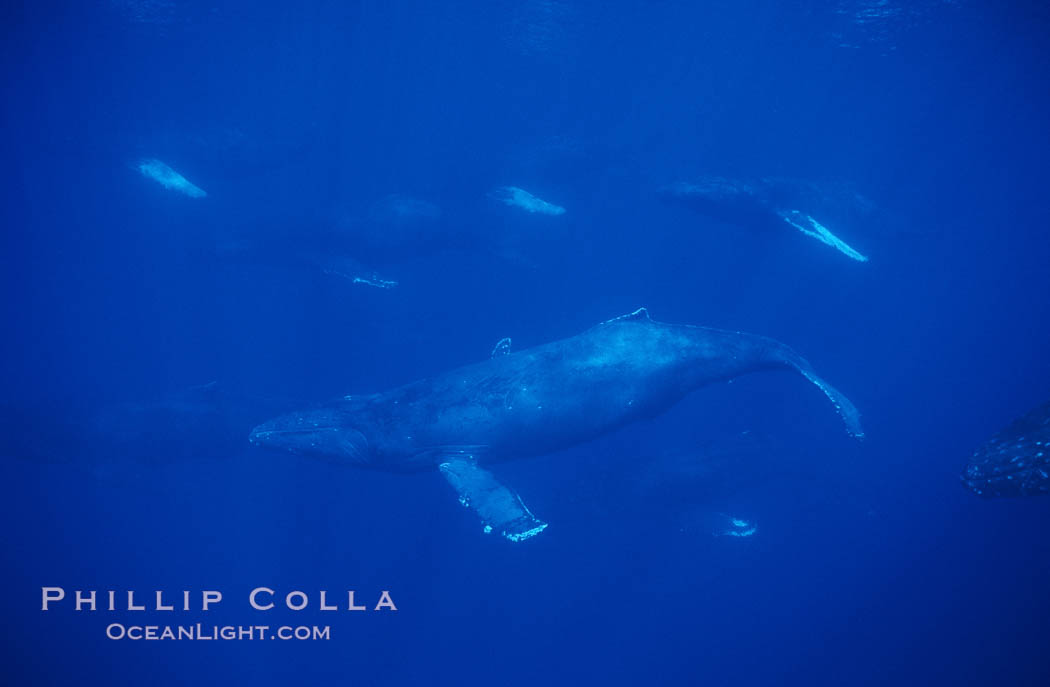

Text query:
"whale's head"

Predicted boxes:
[[249, 406, 371, 464], [960, 400, 1050, 498], [961, 448, 1050, 497]]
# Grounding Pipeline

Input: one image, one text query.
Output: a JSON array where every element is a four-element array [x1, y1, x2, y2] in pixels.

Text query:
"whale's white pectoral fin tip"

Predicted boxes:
[[504, 521, 548, 542], [439, 457, 547, 543]]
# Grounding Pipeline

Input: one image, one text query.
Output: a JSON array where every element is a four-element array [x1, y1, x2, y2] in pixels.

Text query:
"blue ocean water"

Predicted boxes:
[[2, 1, 1049, 684]]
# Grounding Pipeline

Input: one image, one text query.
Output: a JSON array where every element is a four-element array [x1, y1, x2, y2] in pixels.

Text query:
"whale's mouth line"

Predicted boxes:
[[250, 427, 340, 439], [964, 460, 1047, 480], [961, 460, 1050, 494]]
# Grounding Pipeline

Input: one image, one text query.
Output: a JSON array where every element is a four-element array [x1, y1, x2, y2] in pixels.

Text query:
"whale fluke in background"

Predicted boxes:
[[962, 400, 1050, 497]]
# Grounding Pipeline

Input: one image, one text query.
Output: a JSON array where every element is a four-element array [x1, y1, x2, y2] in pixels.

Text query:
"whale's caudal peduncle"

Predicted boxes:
[[595, 308, 863, 439], [250, 308, 863, 541]]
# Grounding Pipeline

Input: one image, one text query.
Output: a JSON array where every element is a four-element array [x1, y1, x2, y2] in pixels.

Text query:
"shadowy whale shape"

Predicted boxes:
[[659, 176, 869, 262], [250, 308, 863, 542], [961, 400, 1050, 497]]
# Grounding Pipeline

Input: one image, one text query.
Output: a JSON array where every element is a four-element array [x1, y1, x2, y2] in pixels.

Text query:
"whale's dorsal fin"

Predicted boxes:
[[602, 307, 651, 325], [491, 337, 512, 358]]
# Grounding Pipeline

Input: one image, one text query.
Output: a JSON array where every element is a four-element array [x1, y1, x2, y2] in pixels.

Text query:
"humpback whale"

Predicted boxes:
[[491, 186, 566, 215], [961, 400, 1050, 497], [137, 158, 207, 198], [659, 177, 868, 262], [250, 308, 863, 542]]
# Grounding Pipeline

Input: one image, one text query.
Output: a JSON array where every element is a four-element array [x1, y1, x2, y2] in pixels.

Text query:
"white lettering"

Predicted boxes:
[[202, 590, 222, 611], [127, 591, 145, 611], [375, 590, 397, 611], [155, 591, 173, 611], [75, 590, 95, 611], [41, 587, 65, 610], [286, 591, 308, 611], [250, 587, 274, 610]]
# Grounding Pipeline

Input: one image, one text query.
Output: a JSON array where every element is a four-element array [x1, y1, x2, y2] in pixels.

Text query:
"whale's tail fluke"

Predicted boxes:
[[765, 342, 865, 439]]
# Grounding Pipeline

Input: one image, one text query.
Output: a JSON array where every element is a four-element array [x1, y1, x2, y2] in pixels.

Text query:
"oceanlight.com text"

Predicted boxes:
[[105, 623, 331, 641]]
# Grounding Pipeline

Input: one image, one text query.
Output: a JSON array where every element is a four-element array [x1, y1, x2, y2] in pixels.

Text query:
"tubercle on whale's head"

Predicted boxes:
[[249, 407, 371, 465]]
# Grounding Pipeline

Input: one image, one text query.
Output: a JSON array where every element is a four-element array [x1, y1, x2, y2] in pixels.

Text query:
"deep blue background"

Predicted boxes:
[[3, 1, 1050, 685]]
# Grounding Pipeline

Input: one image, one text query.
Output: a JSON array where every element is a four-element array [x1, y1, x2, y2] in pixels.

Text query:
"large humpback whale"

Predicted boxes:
[[250, 309, 863, 541]]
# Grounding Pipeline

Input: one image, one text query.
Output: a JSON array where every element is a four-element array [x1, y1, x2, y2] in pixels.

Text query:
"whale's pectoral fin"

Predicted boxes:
[[439, 456, 548, 542], [778, 210, 869, 262]]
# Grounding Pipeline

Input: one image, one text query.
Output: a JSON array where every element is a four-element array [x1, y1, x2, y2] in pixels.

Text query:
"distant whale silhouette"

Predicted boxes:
[[136, 158, 207, 198], [659, 176, 869, 262], [490, 186, 565, 215], [250, 308, 863, 542], [962, 399, 1050, 497]]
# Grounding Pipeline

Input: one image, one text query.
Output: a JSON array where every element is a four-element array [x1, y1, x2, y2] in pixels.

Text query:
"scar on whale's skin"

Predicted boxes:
[[137, 159, 207, 198]]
